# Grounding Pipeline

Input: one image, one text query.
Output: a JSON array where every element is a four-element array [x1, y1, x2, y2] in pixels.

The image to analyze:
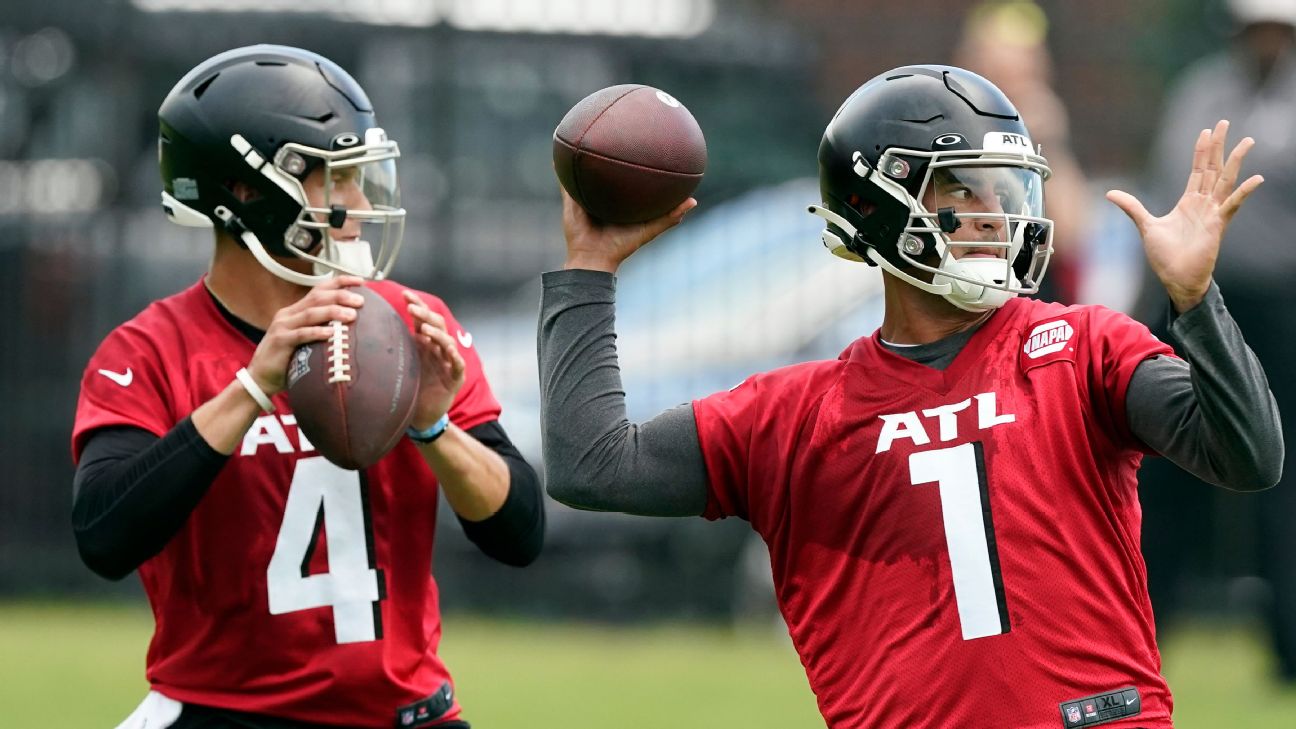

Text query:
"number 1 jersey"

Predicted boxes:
[[693, 297, 1176, 729], [72, 279, 500, 728]]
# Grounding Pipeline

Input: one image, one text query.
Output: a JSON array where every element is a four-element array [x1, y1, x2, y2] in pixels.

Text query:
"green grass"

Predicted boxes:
[[1159, 621, 1296, 727], [2, 603, 1295, 728], [440, 618, 820, 727]]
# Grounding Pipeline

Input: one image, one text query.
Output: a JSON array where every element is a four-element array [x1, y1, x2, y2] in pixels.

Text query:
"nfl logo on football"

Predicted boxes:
[[288, 347, 311, 387]]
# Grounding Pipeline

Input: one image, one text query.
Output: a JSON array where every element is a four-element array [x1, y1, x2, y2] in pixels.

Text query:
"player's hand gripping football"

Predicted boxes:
[[1106, 120, 1263, 313], [561, 188, 696, 273], [247, 275, 367, 395], [402, 291, 465, 431]]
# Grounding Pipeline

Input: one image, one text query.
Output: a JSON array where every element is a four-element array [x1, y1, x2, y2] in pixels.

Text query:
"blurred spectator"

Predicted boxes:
[[1137, 0, 1296, 683], [953, 0, 1092, 304]]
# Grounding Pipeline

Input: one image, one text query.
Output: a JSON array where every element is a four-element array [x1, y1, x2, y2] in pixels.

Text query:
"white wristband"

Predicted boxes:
[[235, 367, 275, 413]]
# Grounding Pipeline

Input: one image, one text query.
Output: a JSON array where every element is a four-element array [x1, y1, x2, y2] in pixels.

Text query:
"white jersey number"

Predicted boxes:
[[267, 456, 383, 643], [908, 442, 1010, 640]]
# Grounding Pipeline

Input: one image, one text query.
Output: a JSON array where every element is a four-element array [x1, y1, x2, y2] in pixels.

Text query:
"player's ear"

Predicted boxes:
[[228, 180, 262, 204], [847, 194, 876, 217]]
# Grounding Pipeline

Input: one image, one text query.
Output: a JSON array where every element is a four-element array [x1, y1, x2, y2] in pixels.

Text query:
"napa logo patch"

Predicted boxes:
[[1020, 316, 1079, 371], [1024, 319, 1074, 359]]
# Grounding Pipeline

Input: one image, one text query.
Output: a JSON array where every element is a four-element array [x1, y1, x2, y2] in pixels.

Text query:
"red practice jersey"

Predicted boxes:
[[694, 297, 1176, 729], [72, 279, 500, 728]]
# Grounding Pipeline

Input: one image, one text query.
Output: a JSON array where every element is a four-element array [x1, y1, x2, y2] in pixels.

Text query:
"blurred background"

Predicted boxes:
[[2, 0, 1295, 726]]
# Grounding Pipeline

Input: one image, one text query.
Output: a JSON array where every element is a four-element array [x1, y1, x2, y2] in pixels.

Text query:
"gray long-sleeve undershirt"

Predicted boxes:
[[538, 270, 1282, 517]]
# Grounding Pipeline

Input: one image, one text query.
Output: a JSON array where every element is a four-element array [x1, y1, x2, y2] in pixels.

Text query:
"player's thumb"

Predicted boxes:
[[1105, 190, 1151, 230], [641, 198, 696, 241]]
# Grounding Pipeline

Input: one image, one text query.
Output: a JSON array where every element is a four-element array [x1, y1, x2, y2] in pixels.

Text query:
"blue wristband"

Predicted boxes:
[[407, 414, 451, 444]]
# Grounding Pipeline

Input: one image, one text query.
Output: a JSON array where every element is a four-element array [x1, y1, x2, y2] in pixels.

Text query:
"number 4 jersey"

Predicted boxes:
[[693, 296, 1176, 729], [71, 279, 500, 728]]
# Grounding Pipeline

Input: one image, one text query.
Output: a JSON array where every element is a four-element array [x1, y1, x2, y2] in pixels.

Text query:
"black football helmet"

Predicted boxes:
[[809, 65, 1053, 311], [158, 45, 404, 286]]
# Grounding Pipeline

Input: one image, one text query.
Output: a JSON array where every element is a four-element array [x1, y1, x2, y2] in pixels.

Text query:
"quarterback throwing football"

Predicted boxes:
[[538, 65, 1281, 728], [72, 46, 543, 729]]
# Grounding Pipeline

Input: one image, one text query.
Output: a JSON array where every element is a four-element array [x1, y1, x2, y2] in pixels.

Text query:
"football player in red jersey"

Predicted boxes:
[[538, 65, 1281, 728], [71, 45, 543, 729]]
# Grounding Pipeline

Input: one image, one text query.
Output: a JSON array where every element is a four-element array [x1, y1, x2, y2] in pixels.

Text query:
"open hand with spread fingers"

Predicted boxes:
[[403, 290, 466, 431], [1106, 120, 1264, 313]]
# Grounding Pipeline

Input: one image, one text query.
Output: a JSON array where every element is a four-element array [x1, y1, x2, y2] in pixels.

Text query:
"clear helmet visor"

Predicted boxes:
[[928, 164, 1043, 217], [275, 131, 406, 281], [905, 161, 1053, 305]]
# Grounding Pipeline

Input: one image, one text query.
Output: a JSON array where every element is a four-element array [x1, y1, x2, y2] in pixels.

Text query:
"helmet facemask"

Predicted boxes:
[[812, 136, 1054, 312], [908, 153, 1052, 311], [243, 127, 405, 287]]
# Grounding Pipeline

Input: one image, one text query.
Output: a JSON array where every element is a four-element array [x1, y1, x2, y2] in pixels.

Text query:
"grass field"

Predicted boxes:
[[2, 602, 1295, 727]]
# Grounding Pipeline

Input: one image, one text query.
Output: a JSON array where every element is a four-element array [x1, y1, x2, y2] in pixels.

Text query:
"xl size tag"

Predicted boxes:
[[396, 681, 455, 727], [1059, 686, 1140, 728]]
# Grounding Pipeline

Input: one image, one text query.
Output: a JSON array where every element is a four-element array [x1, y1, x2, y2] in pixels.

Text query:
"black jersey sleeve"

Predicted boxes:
[[72, 419, 229, 580], [456, 420, 545, 567]]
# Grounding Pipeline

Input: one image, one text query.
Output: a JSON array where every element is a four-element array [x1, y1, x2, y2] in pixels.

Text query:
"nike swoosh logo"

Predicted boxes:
[[456, 330, 473, 348], [98, 367, 133, 387], [1126, 698, 1136, 705]]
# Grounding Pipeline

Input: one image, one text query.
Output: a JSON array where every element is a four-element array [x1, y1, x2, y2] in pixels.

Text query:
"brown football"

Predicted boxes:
[[553, 84, 707, 224], [286, 286, 420, 470]]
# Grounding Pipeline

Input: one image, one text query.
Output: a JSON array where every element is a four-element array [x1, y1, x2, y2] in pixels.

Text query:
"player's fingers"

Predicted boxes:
[[559, 186, 592, 231], [402, 291, 428, 325], [1221, 174, 1264, 222], [1105, 190, 1153, 229], [1201, 120, 1228, 193], [403, 289, 424, 314], [641, 197, 697, 240], [282, 325, 338, 346], [441, 334, 467, 377], [252, 325, 336, 385], [448, 345, 466, 380], [670, 197, 698, 221], [401, 289, 426, 310], [414, 326, 447, 357], [405, 298, 447, 331], [416, 328, 465, 383], [1184, 128, 1210, 197], [293, 277, 365, 309], [429, 329, 466, 378], [279, 304, 357, 331], [317, 275, 366, 290], [1214, 136, 1255, 202], [420, 322, 458, 352], [401, 291, 446, 327], [292, 287, 365, 314], [413, 308, 449, 333]]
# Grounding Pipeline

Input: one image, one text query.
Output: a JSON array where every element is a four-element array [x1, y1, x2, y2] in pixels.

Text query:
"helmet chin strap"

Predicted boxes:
[[808, 201, 1026, 312], [241, 231, 334, 287], [317, 239, 378, 280], [933, 207, 1033, 311], [808, 203, 954, 295], [934, 257, 1019, 312], [240, 230, 380, 287]]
